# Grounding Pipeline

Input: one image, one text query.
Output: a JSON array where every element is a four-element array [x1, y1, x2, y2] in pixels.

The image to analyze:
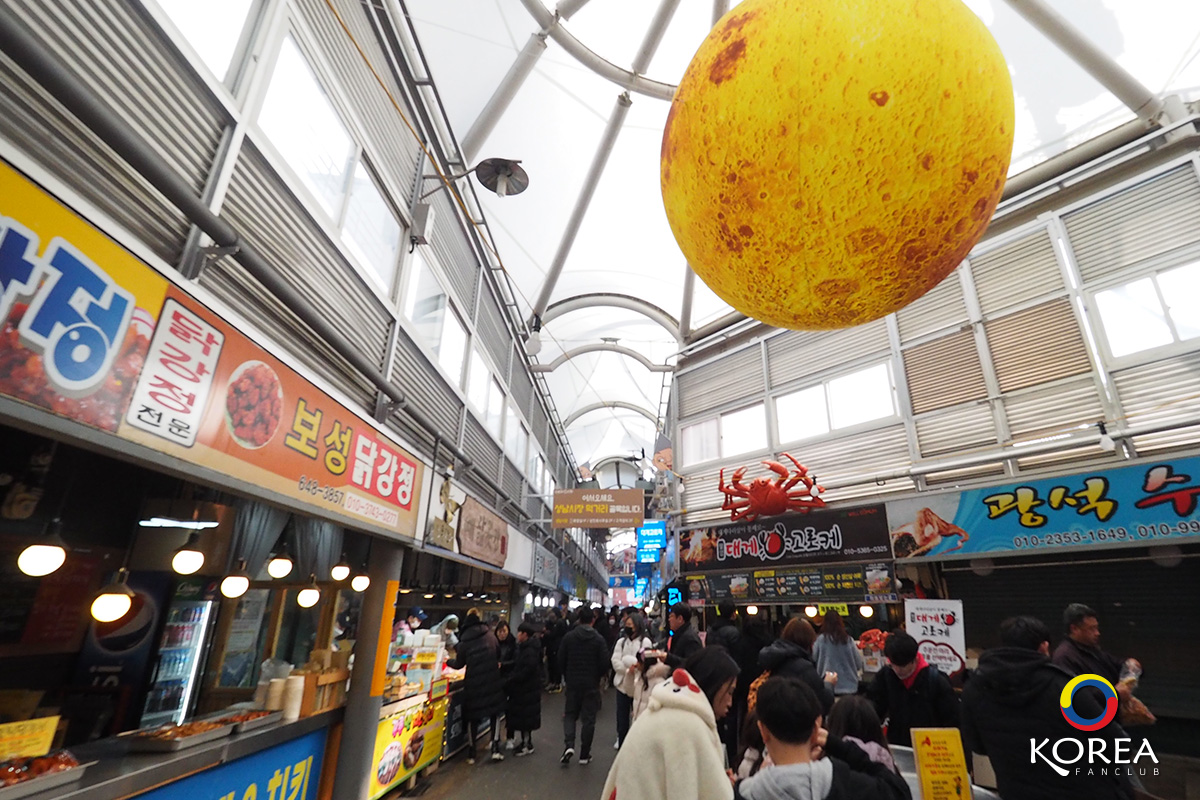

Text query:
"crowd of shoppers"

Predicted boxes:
[[430, 597, 1149, 800]]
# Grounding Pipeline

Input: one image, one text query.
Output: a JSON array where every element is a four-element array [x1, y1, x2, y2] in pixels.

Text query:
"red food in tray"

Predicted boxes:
[[0, 751, 79, 786]]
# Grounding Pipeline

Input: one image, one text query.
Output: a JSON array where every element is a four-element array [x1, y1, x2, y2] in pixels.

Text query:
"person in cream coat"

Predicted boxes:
[[611, 612, 653, 749]]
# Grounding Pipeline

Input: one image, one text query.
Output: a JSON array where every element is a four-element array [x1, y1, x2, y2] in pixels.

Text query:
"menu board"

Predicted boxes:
[[684, 561, 897, 605]]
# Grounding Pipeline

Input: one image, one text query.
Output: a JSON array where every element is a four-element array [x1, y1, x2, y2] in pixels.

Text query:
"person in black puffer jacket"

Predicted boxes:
[[505, 622, 543, 756], [557, 606, 610, 765], [867, 631, 959, 747], [495, 619, 519, 750], [962, 616, 1133, 800], [447, 609, 507, 763], [757, 618, 835, 716]]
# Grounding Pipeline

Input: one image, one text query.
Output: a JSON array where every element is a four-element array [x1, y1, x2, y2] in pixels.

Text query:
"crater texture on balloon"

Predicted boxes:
[[661, 0, 1015, 329]]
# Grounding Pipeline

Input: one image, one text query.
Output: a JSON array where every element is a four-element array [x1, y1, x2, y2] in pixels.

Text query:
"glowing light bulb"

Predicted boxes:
[[746, 605, 759, 616], [525, 592, 534, 605], [18, 543, 67, 577], [351, 574, 370, 592], [91, 591, 132, 623], [267, 554, 293, 579], [804, 606, 818, 618], [172, 547, 204, 575], [859, 605, 875, 618], [221, 574, 249, 598], [297, 586, 320, 608], [330, 563, 350, 582]]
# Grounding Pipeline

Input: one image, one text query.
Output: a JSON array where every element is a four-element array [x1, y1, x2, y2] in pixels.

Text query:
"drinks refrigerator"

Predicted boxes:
[[140, 597, 214, 727]]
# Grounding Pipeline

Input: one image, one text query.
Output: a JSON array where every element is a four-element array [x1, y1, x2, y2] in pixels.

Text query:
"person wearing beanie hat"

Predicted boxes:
[[601, 647, 740, 800]]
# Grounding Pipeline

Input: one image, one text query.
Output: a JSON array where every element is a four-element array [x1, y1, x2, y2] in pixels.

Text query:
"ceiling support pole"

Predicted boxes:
[[461, 33, 547, 164], [530, 92, 631, 319]]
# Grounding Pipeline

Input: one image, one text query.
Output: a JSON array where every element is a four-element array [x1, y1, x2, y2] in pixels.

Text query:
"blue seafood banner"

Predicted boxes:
[[886, 457, 1200, 560]]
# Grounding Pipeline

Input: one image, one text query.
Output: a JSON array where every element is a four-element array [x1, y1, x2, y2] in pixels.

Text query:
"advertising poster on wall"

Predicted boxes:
[[369, 697, 448, 799], [904, 599, 966, 678], [0, 160, 424, 538], [679, 505, 891, 572], [887, 457, 1200, 560]]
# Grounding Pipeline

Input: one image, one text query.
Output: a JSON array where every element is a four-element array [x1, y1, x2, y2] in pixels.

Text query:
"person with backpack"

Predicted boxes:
[[755, 617, 835, 715]]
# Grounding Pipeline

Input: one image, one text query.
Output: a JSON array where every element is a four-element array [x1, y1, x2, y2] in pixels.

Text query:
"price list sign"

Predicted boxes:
[[687, 561, 897, 604]]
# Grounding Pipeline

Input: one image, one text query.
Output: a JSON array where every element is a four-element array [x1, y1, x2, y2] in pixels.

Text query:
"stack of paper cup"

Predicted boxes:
[[266, 678, 287, 711], [283, 675, 306, 721]]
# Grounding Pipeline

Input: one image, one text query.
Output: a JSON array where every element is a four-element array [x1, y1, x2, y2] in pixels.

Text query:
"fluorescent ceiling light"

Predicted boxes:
[[139, 517, 219, 529]]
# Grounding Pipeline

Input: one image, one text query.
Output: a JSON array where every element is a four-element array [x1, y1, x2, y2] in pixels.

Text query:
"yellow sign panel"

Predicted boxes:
[[369, 698, 447, 798], [0, 716, 59, 759], [371, 580, 400, 698], [911, 728, 973, 800], [818, 603, 850, 617]]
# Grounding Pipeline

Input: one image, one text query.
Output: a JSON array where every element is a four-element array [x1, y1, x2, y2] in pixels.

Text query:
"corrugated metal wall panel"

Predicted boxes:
[[530, 400, 550, 453], [476, 288, 510, 371], [984, 298, 1090, 393], [509, 348, 534, 418], [1002, 377, 1103, 439], [296, 0, 422, 203], [1112, 352, 1200, 453], [902, 330, 988, 414], [798, 425, 914, 501], [427, 190, 478, 311], [1063, 164, 1200, 285], [388, 334, 463, 440], [895, 268, 968, 342], [677, 345, 764, 418], [1, 1, 229, 263], [462, 415, 501, 480], [970, 228, 1064, 315], [502, 460, 522, 500], [211, 141, 390, 371], [765, 319, 889, 387], [914, 403, 997, 457]]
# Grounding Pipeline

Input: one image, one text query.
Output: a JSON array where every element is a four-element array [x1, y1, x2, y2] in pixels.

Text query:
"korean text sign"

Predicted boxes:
[[136, 728, 326, 800], [0, 160, 423, 538], [905, 599, 966, 677], [370, 697, 447, 798], [0, 716, 58, 759], [552, 489, 644, 528], [678, 505, 891, 571], [887, 457, 1200, 559]]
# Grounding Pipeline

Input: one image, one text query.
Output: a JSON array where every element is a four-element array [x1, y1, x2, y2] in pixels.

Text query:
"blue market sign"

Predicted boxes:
[[637, 520, 667, 550], [887, 457, 1200, 560], [137, 729, 326, 800], [609, 575, 635, 588]]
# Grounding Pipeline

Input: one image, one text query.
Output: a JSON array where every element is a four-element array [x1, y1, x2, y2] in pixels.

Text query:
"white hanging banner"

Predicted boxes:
[[904, 598, 966, 678]]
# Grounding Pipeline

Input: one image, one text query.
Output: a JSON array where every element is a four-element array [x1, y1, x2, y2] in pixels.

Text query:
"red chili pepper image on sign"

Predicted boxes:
[[224, 360, 282, 449]]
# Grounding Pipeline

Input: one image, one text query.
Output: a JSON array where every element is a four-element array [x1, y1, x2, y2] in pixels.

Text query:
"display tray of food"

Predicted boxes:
[[0, 751, 90, 800], [211, 710, 282, 734], [128, 720, 234, 752]]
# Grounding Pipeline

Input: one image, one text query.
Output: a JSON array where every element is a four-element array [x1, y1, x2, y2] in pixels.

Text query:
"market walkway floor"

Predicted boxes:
[[420, 687, 619, 800]]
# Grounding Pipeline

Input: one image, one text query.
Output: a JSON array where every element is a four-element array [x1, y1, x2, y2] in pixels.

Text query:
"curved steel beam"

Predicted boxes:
[[542, 293, 682, 342], [564, 401, 659, 428], [531, 343, 674, 373], [518, 0, 677, 101]]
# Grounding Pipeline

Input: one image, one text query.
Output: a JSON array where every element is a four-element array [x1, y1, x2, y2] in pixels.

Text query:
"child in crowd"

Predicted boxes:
[[825, 695, 897, 773], [733, 677, 911, 800]]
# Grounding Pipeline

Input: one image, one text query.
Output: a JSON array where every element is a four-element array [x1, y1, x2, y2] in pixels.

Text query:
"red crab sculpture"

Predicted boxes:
[[719, 453, 826, 522]]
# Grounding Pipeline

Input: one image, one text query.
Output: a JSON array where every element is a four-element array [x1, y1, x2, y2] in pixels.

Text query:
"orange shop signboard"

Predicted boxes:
[[0, 159, 423, 537]]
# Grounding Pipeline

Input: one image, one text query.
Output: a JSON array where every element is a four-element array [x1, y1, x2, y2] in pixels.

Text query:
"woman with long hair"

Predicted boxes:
[[611, 611, 653, 748], [813, 610, 865, 696]]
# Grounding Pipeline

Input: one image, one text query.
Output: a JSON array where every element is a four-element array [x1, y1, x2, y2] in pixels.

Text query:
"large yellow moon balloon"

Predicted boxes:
[[661, 0, 1014, 329]]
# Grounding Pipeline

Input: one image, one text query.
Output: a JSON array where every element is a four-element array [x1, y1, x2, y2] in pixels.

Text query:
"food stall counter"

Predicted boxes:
[[16, 709, 342, 800]]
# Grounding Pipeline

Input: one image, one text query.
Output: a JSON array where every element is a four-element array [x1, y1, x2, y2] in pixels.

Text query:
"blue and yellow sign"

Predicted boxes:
[[887, 457, 1200, 559], [136, 729, 326, 800]]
